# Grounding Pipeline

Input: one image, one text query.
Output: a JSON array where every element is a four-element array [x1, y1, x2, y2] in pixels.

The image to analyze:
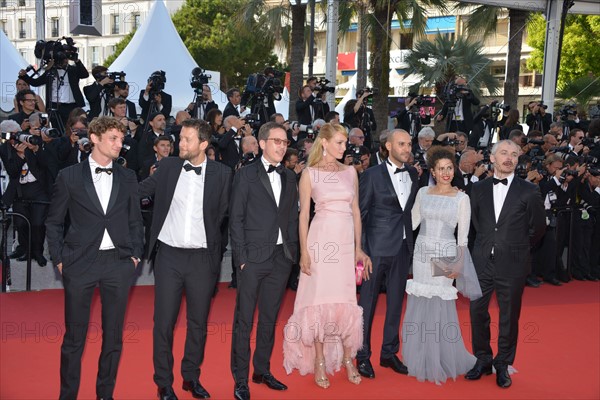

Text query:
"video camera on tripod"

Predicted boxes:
[[34, 37, 79, 65], [147, 70, 166, 96], [314, 78, 335, 95], [190, 67, 211, 92], [559, 103, 578, 121], [244, 68, 284, 100], [93, 70, 126, 91]]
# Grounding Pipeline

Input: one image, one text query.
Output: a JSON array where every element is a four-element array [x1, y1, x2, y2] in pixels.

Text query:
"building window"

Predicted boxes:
[[133, 13, 141, 30], [1, 0, 8, 7], [1, 20, 7, 35], [111, 14, 120, 34], [18, 0, 26, 6], [51, 17, 59, 37], [91, 46, 100, 67], [18, 19, 26, 38], [19, 49, 26, 58]]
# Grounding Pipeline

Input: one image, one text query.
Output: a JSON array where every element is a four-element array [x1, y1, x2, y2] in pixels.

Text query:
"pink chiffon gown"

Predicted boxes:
[[283, 166, 363, 376]]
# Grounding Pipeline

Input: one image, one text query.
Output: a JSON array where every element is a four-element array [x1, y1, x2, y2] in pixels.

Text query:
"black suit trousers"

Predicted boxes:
[[60, 249, 135, 400], [469, 258, 526, 368], [230, 245, 291, 383], [12, 182, 48, 257], [357, 241, 410, 361], [153, 243, 218, 388]]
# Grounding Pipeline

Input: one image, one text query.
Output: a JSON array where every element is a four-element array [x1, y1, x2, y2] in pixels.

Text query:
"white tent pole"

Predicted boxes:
[[325, 0, 338, 111]]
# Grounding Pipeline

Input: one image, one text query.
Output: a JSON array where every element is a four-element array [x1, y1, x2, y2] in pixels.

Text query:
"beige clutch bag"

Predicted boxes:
[[431, 257, 457, 277]]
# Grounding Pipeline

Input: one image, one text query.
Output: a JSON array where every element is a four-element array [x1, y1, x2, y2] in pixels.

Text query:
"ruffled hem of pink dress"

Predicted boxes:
[[283, 303, 363, 376]]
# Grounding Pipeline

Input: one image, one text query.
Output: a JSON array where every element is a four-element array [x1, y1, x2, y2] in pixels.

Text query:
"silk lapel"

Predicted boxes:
[[497, 177, 519, 225], [381, 163, 402, 210], [482, 178, 496, 224], [82, 159, 104, 215], [203, 160, 215, 210], [278, 168, 287, 211], [106, 165, 120, 214], [257, 162, 277, 206]]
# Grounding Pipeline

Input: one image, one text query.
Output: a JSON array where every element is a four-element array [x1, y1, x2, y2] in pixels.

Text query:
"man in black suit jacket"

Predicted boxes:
[[45, 116, 144, 400], [84, 66, 115, 119], [525, 101, 552, 134], [229, 122, 298, 400], [223, 88, 245, 119], [185, 84, 219, 120], [19, 57, 89, 130], [219, 116, 248, 169], [466, 140, 545, 388], [139, 119, 231, 400], [113, 81, 138, 119], [357, 129, 419, 379]]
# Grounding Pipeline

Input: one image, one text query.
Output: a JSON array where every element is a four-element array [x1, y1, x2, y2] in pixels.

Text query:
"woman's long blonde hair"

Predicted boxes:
[[307, 122, 348, 167]]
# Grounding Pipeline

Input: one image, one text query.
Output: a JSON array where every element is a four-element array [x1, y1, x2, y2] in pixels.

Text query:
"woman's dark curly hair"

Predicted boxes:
[[426, 145, 456, 170]]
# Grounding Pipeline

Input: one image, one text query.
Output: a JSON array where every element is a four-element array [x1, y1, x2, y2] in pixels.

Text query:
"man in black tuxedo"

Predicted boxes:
[[218, 116, 248, 169], [223, 88, 245, 119], [84, 66, 115, 119], [466, 140, 545, 388], [45, 116, 144, 400], [229, 122, 298, 400], [357, 129, 419, 379], [452, 150, 488, 196], [19, 57, 89, 130], [139, 119, 231, 400], [437, 77, 480, 134]]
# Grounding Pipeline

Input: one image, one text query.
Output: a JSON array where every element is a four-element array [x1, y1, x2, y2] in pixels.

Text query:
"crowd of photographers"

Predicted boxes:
[[0, 41, 598, 289]]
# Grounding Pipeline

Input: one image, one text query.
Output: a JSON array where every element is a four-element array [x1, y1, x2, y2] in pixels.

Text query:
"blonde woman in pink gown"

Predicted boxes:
[[283, 123, 372, 388]]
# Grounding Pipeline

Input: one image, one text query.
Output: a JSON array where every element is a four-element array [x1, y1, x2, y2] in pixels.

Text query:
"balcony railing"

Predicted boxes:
[[19, 29, 26, 38]]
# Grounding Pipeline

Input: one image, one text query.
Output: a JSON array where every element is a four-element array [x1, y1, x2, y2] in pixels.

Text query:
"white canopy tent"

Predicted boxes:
[[335, 85, 356, 122], [274, 87, 290, 120], [108, 0, 227, 115], [0, 30, 29, 113]]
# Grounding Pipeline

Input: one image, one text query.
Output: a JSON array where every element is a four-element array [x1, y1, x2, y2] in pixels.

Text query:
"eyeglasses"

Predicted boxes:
[[23, 98, 37, 103], [265, 138, 291, 146]]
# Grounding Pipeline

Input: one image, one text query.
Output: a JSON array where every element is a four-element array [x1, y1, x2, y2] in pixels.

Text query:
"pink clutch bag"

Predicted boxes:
[[356, 261, 364, 285]]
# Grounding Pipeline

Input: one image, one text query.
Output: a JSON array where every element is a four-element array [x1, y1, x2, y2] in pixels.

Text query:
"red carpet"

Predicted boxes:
[[1, 281, 599, 399]]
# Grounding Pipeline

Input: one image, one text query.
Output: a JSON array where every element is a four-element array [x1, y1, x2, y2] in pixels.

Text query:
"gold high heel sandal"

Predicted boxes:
[[314, 359, 330, 389], [343, 358, 362, 385]]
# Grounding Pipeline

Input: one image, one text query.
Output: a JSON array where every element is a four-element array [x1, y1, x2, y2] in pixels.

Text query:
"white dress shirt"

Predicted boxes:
[[51, 68, 76, 104], [88, 156, 115, 250], [386, 160, 411, 239], [262, 157, 283, 245], [158, 160, 208, 248], [493, 173, 515, 223]]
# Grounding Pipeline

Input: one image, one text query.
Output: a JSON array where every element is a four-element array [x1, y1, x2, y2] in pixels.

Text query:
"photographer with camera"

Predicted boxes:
[[223, 88, 246, 119], [139, 70, 172, 122], [241, 67, 283, 126], [436, 76, 480, 134], [137, 112, 167, 171], [108, 97, 140, 138], [61, 115, 90, 168], [577, 169, 600, 280], [185, 84, 218, 121], [295, 85, 318, 126], [499, 109, 523, 141], [344, 88, 377, 150], [113, 81, 138, 119], [306, 77, 331, 120], [395, 93, 432, 137], [28, 112, 64, 185], [0, 119, 50, 266], [84, 66, 122, 119], [19, 38, 89, 132], [566, 128, 590, 157], [9, 89, 39, 133], [219, 115, 251, 169], [108, 98, 140, 177], [526, 101, 552, 134]]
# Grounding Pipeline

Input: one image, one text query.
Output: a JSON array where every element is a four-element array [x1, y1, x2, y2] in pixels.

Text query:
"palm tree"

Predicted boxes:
[[367, 0, 448, 137], [236, 0, 307, 120], [557, 75, 600, 117], [404, 32, 500, 100], [455, 3, 531, 110]]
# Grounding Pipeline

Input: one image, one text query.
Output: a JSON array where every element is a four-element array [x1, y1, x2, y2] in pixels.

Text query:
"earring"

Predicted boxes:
[[323, 149, 327, 157]]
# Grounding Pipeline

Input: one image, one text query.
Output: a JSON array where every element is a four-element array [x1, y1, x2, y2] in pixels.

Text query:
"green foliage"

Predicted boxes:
[[404, 33, 500, 99], [526, 14, 600, 88], [172, 0, 282, 89], [104, 29, 136, 68]]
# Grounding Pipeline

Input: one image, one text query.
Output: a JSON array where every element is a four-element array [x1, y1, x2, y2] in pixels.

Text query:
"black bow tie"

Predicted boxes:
[[463, 173, 472, 179], [95, 167, 113, 175], [183, 164, 202, 175], [388, 160, 407, 174], [493, 177, 508, 185], [267, 164, 284, 174]]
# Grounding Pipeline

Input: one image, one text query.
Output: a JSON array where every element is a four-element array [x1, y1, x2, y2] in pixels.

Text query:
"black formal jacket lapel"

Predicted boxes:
[[497, 178, 520, 225], [380, 163, 402, 210], [82, 159, 104, 215], [162, 158, 185, 213], [481, 177, 496, 224], [258, 162, 278, 207], [106, 166, 121, 214], [203, 160, 216, 210]]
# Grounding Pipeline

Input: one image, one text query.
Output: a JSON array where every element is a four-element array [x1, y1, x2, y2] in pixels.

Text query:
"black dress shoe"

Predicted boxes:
[[251, 372, 287, 390], [496, 366, 512, 388], [572, 274, 587, 281], [525, 277, 541, 287], [8, 250, 24, 259], [584, 274, 599, 282], [465, 360, 492, 380], [228, 280, 237, 289], [234, 381, 250, 400], [380, 355, 408, 375], [157, 386, 178, 400], [34, 255, 47, 267], [357, 359, 375, 378], [182, 380, 210, 398], [544, 278, 562, 286], [16, 254, 28, 262]]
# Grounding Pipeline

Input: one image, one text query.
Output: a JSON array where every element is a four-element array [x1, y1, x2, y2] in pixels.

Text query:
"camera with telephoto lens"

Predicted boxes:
[[536, 101, 548, 111], [77, 137, 92, 153], [491, 100, 510, 113], [116, 144, 130, 166], [522, 137, 545, 146], [414, 149, 428, 170], [244, 69, 284, 99], [290, 121, 313, 133], [1, 131, 43, 146], [516, 163, 529, 179], [444, 82, 471, 104], [588, 167, 600, 177], [414, 95, 435, 107], [361, 87, 379, 100], [314, 78, 335, 95], [559, 104, 577, 121], [34, 37, 78, 63], [346, 144, 362, 165], [147, 71, 166, 96], [243, 113, 261, 130], [559, 169, 579, 182], [190, 67, 211, 91]]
